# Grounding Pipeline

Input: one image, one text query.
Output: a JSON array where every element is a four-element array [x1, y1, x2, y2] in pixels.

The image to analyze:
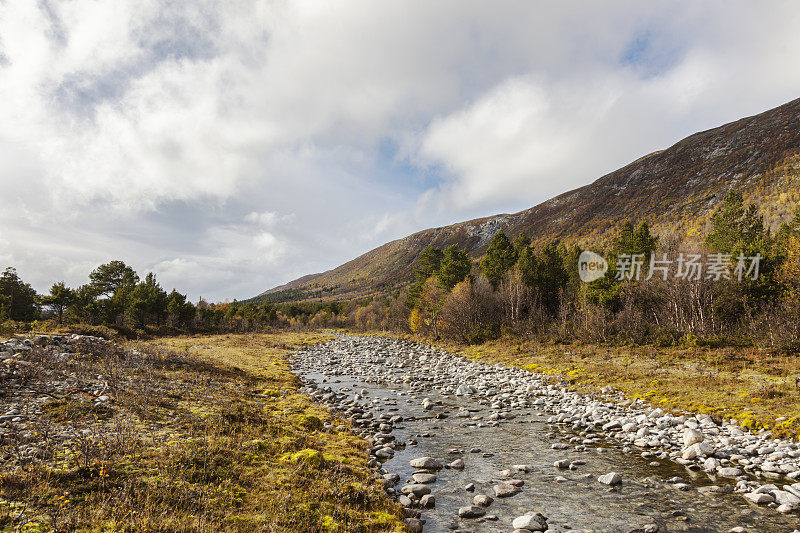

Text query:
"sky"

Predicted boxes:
[[2, 1, 800, 301]]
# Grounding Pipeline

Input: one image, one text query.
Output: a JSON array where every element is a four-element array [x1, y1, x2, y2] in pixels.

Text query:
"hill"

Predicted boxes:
[[256, 97, 800, 303]]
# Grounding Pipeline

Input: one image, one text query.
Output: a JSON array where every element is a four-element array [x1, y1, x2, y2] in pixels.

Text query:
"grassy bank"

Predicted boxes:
[[1, 332, 403, 532], [360, 330, 800, 440]]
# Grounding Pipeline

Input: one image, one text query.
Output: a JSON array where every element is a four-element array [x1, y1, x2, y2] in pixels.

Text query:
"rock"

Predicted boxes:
[[743, 492, 774, 504], [383, 473, 400, 485], [684, 428, 704, 447], [404, 517, 424, 532], [398, 494, 412, 507], [682, 441, 715, 460], [493, 483, 521, 497], [409, 457, 442, 470], [772, 489, 800, 508], [473, 494, 493, 506], [374, 448, 394, 459], [458, 505, 486, 518], [598, 472, 622, 486], [465, 483, 475, 492], [703, 457, 720, 472], [419, 494, 435, 508], [511, 513, 548, 531], [400, 484, 431, 498], [554, 459, 570, 469], [716, 467, 743, 478], [412, 473, 437, 484], [449, 458, 465, 470]]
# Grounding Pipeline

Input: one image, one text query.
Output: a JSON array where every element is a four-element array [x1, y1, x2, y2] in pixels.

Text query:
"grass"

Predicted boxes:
[[360, 330, 800, 440], [0, 332, 404, 532]]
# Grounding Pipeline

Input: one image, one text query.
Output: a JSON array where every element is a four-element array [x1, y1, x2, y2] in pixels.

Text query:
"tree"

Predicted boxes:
[[408, 307, 423, 333], [437, 244, 472, 290], [480, 231, 517, 288], [166, 289, 196, 327], [534, 241, 569, 314], [705, 191, 766, 253], [513, 232, 530, 255], [415, 247, 443, 281], [0, 267, 38, 322], [69, 284, 101, 324], [89, 261, 139, 297], [407, 247, 444, 307], [419, 277, 446, 337], [128, 273, 168, 327], [615, 221, 658, 259], [42, 282, 75, 324]]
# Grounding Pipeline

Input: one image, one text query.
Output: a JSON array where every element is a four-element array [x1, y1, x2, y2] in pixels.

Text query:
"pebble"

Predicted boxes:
[[493, 483, 521, 497], [458, 505, 486, 518], [598, 472, 622, 486]]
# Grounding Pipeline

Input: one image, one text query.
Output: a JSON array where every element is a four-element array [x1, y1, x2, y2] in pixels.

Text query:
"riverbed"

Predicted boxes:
[[292, 334, 800, 532]]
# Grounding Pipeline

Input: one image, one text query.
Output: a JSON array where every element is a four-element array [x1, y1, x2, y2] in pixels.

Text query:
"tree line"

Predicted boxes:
[[346, 191, 800, 353], [0, 261, 300, 336], [3, 191, 799, 351]]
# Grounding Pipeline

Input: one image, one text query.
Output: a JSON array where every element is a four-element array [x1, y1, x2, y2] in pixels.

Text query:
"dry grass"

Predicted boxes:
[[362, 330, 800, 440], [0, 332, 404, 532]]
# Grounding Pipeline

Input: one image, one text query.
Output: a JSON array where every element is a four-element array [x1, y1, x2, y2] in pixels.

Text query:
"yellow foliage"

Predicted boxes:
[[408, 308, 422, 333]]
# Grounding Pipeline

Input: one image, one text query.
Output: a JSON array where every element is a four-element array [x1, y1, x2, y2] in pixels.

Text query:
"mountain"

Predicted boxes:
[[256, 98, 800, 303]]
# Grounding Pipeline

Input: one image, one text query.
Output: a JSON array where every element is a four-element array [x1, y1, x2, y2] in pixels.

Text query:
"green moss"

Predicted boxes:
[[279, 448, 326, 468], [298, 414, 325, 431]]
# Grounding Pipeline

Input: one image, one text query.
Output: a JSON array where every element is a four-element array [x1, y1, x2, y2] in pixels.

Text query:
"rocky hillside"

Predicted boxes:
[[257, 97, 800, 303]]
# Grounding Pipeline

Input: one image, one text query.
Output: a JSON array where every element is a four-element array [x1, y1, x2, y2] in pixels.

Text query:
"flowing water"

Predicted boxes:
[[294, 338, 800, 532]]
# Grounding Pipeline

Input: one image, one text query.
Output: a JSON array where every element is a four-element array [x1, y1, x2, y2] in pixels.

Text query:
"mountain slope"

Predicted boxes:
[[258, 98, 800, 303]]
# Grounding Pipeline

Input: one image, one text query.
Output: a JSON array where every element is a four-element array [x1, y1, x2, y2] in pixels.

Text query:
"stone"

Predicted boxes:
[[419, 494, 435, 508], [772, 489, 800, 508], [458, 505, 486, 518], [511, 513, 548, 531], [409, 457, 442, 470], [400, 484, 431, 498], [411, 471, 436, 483], [682, 441, 715, 460], [493, 483, 521, 497], [684, 428, 704, 447], [716, 467, 743, 478], [449, 458, 465, 470], [473, 494, 493, 506], [598, 472, 622, 486], [404, 518, 423, 532], [743, 492, 774, 504]]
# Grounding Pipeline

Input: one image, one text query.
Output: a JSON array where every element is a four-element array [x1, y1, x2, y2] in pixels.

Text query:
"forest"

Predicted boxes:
[[2, 191, 799, 353]]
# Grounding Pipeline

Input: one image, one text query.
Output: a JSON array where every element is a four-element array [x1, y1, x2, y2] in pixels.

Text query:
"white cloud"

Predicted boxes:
[[1, 1, 800, 300]]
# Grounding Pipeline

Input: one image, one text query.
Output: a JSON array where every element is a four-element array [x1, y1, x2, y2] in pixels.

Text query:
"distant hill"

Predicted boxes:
[[255, 97, 800, 303]]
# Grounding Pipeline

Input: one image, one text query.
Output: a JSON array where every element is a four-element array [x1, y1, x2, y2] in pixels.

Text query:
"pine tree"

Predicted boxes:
[[705, 191, 767, 253], [513, 232, 530, 255], [42, 282, 75, 324], [438, 245, 472, 290], [480, 231, 517, 289], [407, 247, 443, 307], [0, 268, 38, 322]]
